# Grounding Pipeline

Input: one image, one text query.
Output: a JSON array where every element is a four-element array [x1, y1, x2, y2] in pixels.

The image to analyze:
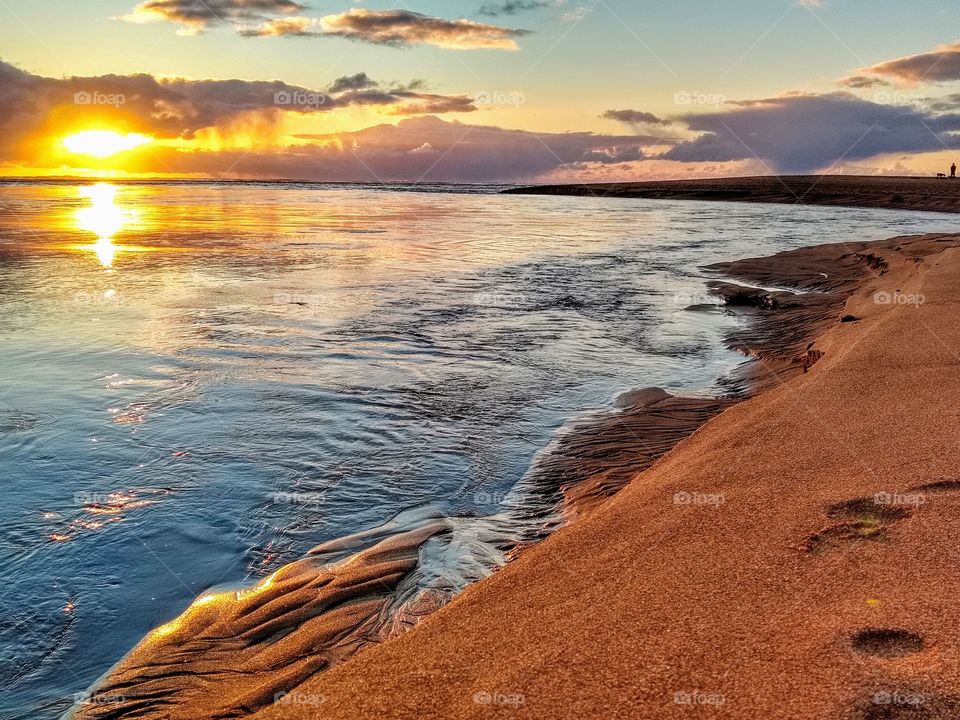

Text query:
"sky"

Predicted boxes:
[[3, 0, 960, 181]]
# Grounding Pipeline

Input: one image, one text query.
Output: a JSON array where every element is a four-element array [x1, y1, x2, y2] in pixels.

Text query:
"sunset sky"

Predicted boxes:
[[4, 0, 960, 181]]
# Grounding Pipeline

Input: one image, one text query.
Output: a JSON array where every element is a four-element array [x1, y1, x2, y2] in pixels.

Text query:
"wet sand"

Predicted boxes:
[[504, 175, 960, 214], [249, 233, 960, 719], [72, 225, 960, 717]]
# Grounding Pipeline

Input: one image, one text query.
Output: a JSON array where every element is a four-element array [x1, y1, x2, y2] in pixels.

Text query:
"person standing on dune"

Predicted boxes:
[[951, 163, 956, 178]]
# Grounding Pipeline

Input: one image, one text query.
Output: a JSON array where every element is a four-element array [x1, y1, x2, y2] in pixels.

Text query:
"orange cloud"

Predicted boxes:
[[241, 9, 531, 50], [840, 43, 960, 88], [118, 0, 304, 35]]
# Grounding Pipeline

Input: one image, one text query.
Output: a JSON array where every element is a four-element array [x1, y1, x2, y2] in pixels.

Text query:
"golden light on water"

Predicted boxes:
[[91, 238, 117, 267], [63, 130, 152, 158], [74, 183, 138, 267], [77, 184, 124, 236]]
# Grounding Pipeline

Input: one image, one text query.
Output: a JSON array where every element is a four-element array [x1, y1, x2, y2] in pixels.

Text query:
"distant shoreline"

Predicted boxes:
[[9, 175, 960, 213], [503, 174, 960, 214]]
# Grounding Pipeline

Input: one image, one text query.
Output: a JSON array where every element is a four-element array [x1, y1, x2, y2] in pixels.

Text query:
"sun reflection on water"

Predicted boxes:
[[74, 183, 138, 267]]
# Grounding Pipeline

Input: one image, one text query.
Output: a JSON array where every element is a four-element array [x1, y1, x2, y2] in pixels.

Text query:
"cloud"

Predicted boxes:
[[242, 9, 531, 50], [662, 92, 960, 172], [601, 109, 670, 126], [0, 59, 480, 167], [923, 93, 960, 113], [14, 58, 960, 182], [841, 43, 960, 87], [384, 93, 479, 115], [332, 88, 478, 115], [238, 16, 316, 36], [1, 60, 668, 181], [478, 0, 551, 17], [0, 59, 333, 144], [146, 116, 662, 181], [327, 73, 378, 94], [838, 75, 891, 89], [118, 0, 304, 35]]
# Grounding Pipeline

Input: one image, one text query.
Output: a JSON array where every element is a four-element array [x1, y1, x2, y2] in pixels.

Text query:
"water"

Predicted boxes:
[[0, 181, 954, 719]]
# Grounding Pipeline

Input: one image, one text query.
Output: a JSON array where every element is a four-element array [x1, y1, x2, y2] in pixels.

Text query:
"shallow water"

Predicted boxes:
[[0, 181, 955, 719]]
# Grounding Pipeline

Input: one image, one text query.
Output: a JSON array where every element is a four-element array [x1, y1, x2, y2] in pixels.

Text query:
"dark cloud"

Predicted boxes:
[[579, 146, 646, 164], [118, 0, 304, 34], [384, 93, 479, 115], [327, 73, 378, 94], [478, 1, 551, 17], [923, 93, 960, 113], [842, 43, 960, 86], [601, 109, 670, 126], [663, 92, 960, 172], [324, 74, 476, 114], [838, 75, 891, 89], [333, 87, 478, 115], [243, 9, 531, 50]]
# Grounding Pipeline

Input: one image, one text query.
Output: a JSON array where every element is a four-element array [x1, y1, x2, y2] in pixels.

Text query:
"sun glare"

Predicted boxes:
[[75, 183, 138, 267], [63, 130, 152, 158]]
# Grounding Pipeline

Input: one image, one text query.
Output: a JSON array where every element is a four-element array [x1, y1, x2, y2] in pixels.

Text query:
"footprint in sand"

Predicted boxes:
[[801, 496, 914, 553], [851, 628, 925, 659], [910, 478, 960, 494]]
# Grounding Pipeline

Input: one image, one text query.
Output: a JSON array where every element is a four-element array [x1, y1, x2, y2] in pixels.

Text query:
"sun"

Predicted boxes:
[[63, 130, 152, 158]]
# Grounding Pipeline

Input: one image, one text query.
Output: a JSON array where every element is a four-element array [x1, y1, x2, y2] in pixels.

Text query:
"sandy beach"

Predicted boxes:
[[504, 175, 960, 214], [249, 232, 960, 720]]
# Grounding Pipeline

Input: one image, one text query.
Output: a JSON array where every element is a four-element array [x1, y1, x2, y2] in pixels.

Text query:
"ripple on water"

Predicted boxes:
[[0, 411, 55, 434]]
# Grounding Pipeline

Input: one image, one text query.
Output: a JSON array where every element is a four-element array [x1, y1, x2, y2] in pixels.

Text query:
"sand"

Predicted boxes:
[[249, 233, 960, 720], [503, 175, 960, 214]]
